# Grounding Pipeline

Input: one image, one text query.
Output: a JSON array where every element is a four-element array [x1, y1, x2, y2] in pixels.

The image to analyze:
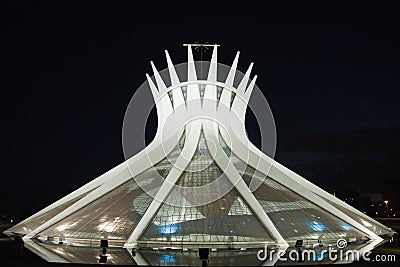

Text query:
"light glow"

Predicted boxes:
[[309, 221, 326, 232], [339, 223, 352, 231], [361, 219, 372, 227], [159, 254, 177, 264], [158, 224, 178, 234]]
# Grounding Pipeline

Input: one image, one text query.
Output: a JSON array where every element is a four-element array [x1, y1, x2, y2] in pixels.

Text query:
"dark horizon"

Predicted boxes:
[[2, 1, 400, 221]]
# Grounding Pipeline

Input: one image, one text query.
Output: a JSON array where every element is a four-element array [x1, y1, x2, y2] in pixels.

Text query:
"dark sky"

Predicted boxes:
[[2, 1, 400, 220]]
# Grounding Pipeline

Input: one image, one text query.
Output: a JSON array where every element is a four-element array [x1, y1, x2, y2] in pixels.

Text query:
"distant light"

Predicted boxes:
[[339, 223, 352, 231], [361, 219, 372, 227], [158, 224, 178, 235], [159, 254, 176, 264], [55, 222, 78, 232], [97, 222, 116, 233], [56, 224, 68, 232], [309, 221, 326, 232], [10, 219, 13, 223]]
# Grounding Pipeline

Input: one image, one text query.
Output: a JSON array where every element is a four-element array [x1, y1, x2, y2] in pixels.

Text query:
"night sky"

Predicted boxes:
[[2, 1, 400, 221]]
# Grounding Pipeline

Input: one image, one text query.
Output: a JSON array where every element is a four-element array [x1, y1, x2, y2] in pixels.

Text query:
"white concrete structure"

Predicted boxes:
[[5, 45, 394, 265]]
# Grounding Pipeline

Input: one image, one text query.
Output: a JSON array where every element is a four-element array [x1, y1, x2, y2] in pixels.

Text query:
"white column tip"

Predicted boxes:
[[150, 61, 159, 74], [165, 50, 171, 59], [245, 63, 254, 75]]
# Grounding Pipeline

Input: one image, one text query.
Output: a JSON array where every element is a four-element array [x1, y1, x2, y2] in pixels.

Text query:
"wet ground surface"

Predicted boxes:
[[0, 238, 398, 267], [1, 221, 399, 267]]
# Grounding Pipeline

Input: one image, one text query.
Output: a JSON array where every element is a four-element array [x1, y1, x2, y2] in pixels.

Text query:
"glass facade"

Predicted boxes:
[[241, 165, 368, 247], [322, 197, 391, 236], [7, 190, 94, 235], [140, 131, 274, 245], [38, 178, 153, 244], [20, 131, 379, 253]]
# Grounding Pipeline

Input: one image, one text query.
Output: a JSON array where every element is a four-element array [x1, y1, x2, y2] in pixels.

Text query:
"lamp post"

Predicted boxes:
[[384, 200, 389, 218]]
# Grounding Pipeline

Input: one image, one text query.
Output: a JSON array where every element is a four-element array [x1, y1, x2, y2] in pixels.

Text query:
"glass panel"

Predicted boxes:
[[140, 186, 273, 244], [8, 190, 94, 235], [218, 130, 232, 157], [167, 91, 174, 108], [153, 145, 180, 178], [37, 145, 179, 245], [322, 197, 393, 236], [242, 166, 370, 247], [38, 171, 157, 244], [181, 86, 187, 103], [216, 86, 223, 102], [199, 84, 205, 99], [230, 91, 236, 107], [140, 132, 274, 245]]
